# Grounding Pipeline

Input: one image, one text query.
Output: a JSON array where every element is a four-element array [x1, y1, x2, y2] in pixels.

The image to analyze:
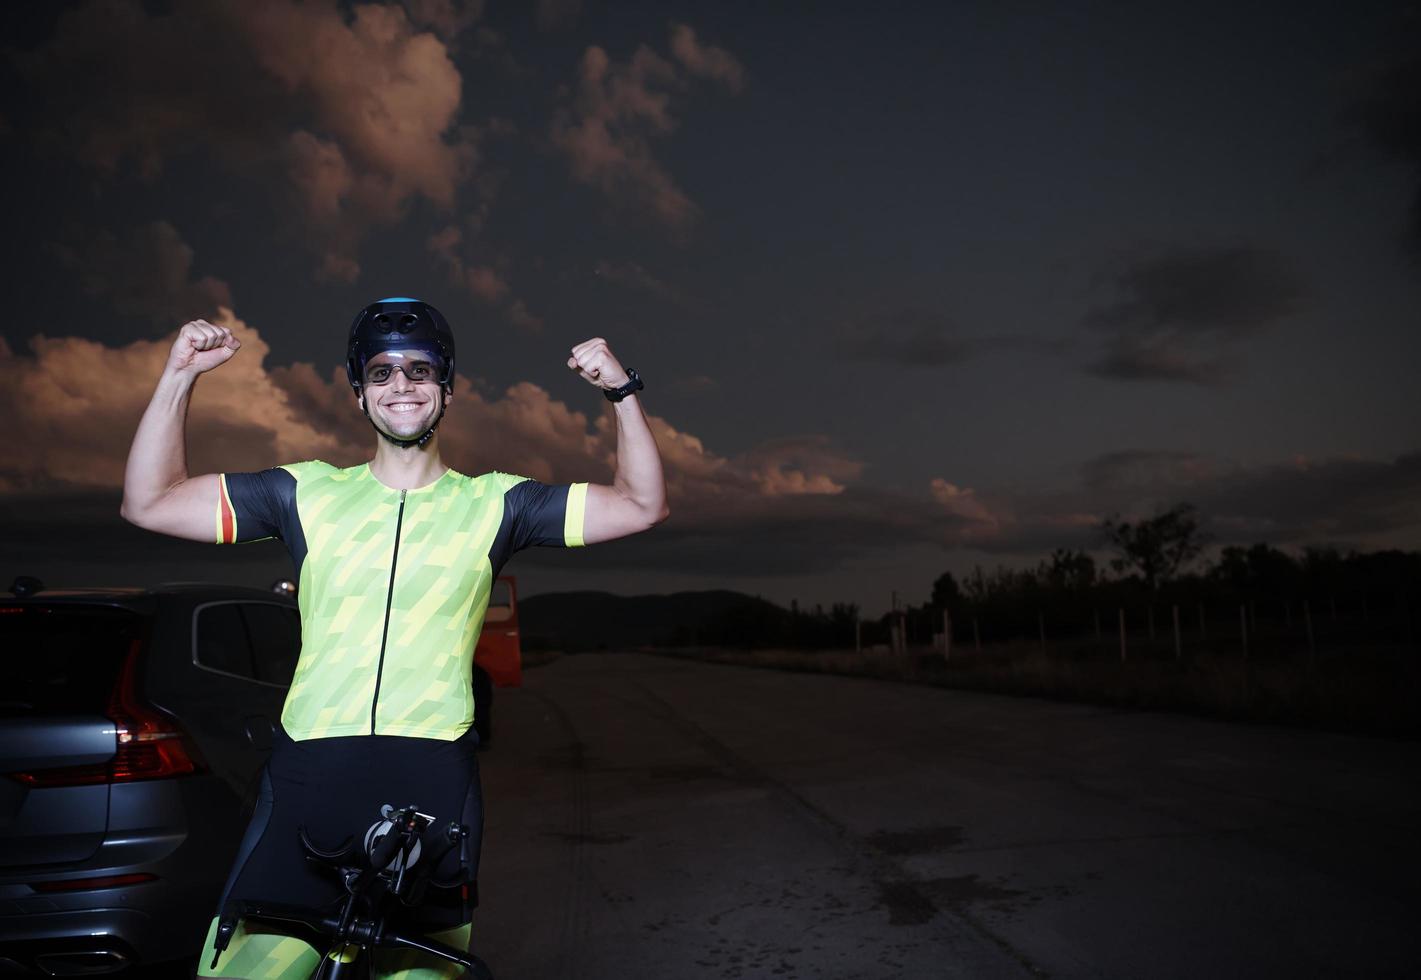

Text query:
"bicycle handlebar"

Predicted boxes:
[[210, 803, 487, 978]]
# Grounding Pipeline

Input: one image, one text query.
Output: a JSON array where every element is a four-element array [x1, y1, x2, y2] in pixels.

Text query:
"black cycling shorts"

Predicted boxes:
[[210, 723, 483, 954]]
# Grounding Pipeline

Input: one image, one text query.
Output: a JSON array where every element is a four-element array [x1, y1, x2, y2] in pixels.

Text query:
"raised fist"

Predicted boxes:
[[167, 319, 241, 376], [566, 337, 629, 391]]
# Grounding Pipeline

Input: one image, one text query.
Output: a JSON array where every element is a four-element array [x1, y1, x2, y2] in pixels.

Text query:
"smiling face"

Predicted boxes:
[[359, 349, 449, 442]]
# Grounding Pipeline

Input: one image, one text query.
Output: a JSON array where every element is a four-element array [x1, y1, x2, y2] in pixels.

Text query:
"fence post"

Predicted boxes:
[[1118, 607, 1127, 662], [1094, 608, 1101, 641], [1148, 605, 1156, 642], [942, 609, 952, 661], [1240, 604, 1249, 661], [1198, 603, 1206, 642], [1038, 611, 1046, 653], [973, 616, 981, 655], [855, 619, 861, 654], [1172, 604, 1181, 660]]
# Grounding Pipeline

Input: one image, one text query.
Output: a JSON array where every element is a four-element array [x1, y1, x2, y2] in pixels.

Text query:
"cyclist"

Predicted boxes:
[[120, 298, 668, 978]]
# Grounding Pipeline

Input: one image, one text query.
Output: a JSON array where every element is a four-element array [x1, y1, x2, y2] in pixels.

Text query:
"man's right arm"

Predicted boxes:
[[120, 319, 241, 542]]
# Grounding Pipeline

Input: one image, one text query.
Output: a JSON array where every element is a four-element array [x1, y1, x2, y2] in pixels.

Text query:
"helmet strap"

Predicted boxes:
[[360, 385, 450, 450]]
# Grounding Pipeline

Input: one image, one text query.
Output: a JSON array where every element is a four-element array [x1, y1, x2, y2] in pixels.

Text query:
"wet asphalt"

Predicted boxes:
[[472, 653, 1421, 979]]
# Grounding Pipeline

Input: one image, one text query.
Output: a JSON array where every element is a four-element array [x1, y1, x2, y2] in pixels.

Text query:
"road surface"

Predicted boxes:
[[473, 653, 1420, 979]]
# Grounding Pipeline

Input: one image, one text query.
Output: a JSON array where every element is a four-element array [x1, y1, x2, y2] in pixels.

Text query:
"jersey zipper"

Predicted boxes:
[[370, 489, 407, 734]]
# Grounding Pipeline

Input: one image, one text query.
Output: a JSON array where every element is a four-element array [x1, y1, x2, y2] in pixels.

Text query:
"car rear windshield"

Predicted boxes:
[[0, 605, 143, 716]]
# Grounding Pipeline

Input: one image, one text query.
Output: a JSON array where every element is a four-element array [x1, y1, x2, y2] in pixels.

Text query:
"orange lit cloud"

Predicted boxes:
[[6, 318, 1417, 581], [929, 479, 1001, 533], [0, 313, 857, 519], [21, 0, 477, 281], [551, 26, 744, 230], [669, 23, 746, 93]]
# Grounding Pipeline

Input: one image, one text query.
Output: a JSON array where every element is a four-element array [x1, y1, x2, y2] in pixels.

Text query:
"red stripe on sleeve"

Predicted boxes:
[[219, 476, 236, 544]]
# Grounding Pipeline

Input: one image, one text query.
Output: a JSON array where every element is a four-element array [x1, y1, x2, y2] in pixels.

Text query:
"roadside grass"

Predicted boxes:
[[638, 640, 1421, 738]]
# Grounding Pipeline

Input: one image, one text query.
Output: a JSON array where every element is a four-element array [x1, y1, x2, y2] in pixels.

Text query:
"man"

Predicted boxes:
[[121, 298, 668, 977]]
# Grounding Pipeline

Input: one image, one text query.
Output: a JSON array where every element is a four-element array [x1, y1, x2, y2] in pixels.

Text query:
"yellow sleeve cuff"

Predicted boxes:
[[564, 482, 588, 547]]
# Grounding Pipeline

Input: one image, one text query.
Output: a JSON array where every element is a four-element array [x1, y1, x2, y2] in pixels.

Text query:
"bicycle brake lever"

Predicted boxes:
[[209, 912, 238, 970]]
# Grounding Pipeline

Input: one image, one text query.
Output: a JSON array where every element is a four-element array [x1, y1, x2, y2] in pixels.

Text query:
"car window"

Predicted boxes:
[[194, 603, 255, 679], [485, 578, 514, 623], [243, 603, 300, 687], [193, 601, 300, 687], [0, 605, 140, 716]]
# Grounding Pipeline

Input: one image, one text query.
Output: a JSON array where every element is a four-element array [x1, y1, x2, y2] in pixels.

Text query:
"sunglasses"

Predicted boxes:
[[362, 352, 449, 386]]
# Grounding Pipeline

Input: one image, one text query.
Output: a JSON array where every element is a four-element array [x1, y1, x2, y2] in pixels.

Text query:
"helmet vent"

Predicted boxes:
[[372, 312, 419, 334]]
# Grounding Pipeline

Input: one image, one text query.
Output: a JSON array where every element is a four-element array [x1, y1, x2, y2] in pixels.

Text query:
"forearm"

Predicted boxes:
[[608, 394, 669, 521], [121, 370, 197, 521]]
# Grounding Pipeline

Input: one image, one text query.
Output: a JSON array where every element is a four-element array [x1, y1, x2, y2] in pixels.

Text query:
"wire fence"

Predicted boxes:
[[857, 591, 1420, 664]]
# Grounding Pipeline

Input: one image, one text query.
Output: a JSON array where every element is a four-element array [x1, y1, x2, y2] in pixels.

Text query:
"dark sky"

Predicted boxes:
[[3, 0, 1419, 614]]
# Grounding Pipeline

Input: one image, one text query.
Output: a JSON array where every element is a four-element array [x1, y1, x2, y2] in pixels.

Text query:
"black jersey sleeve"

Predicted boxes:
[[486, 475, 588, 579], [216, 468, 298, 544], [505, 479, 589, 550]]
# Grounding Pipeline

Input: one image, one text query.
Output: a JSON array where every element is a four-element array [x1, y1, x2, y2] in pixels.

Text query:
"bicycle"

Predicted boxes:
[[209, 803, 494, 979]]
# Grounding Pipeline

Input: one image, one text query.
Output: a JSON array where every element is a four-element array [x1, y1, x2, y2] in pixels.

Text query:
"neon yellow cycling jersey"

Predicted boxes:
[[216, 461, 586, 741]]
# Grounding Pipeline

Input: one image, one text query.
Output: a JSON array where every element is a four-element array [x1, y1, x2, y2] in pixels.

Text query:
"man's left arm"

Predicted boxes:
[[567, 338, 670, 545]]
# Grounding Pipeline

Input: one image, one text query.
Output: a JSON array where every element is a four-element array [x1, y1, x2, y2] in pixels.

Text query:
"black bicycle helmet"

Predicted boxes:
[[346, 297, 456, 394]]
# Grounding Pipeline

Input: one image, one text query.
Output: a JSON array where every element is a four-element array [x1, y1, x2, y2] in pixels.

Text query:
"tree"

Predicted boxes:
[[1039, 548, 1097, 592], [1100, 503, 1206, 593], [930, 570, 962, 609], [1209, 543, 1301, 596]]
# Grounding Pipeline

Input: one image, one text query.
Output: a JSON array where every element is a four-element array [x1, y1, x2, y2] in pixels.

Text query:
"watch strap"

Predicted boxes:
[[604, 368, 644, 403]]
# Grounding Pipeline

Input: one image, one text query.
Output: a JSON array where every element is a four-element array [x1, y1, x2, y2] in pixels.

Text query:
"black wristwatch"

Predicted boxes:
[[604, 368, 644, 403]]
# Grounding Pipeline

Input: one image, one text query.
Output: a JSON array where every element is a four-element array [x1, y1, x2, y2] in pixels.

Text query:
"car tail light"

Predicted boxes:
[[10, 640, 204, 787]]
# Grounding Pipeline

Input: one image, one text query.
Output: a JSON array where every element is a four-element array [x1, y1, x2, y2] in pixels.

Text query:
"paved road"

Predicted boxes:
[[473, 654, 1420, 979]]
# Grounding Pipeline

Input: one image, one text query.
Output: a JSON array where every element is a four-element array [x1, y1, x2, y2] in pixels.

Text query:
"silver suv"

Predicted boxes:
[[0, 580, 300, 976]]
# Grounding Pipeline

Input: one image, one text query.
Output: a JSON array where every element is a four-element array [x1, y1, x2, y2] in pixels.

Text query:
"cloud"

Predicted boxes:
[[425, 225, 546, 330], [426, 225, 509, 302], [738, 436, 863, 497], [668, 23, 747, 93], [908, 447, 1421, 563], [0, 314, 862, 516], [507, 300, 544, 332], [929, 480, 1000, 534], [17, 0, 476, 280], [243, 2, 474, 211], [593, 259, 688, 305], [1073, 448, 1421, 549], [0, 309, 345, 494], [399, 0, 484, 39], [1081, 244, 1304, 384], [0, 314, 966, 580], [551, 26, 744, 231], [1342, 31, 1421, 256], [14, 1, 284, 178], [5, 319, 1417, 586], [837, 309, 980, 366], [49, 221, 232, 324], [1080, 449, 1230, 496]]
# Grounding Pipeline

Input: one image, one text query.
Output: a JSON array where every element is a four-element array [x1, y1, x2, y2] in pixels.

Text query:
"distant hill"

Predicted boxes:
[[517, 590, 797, 650]]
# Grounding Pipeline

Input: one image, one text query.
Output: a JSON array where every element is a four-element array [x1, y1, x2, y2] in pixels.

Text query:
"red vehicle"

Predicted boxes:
[[470, 576, 520, 744]]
